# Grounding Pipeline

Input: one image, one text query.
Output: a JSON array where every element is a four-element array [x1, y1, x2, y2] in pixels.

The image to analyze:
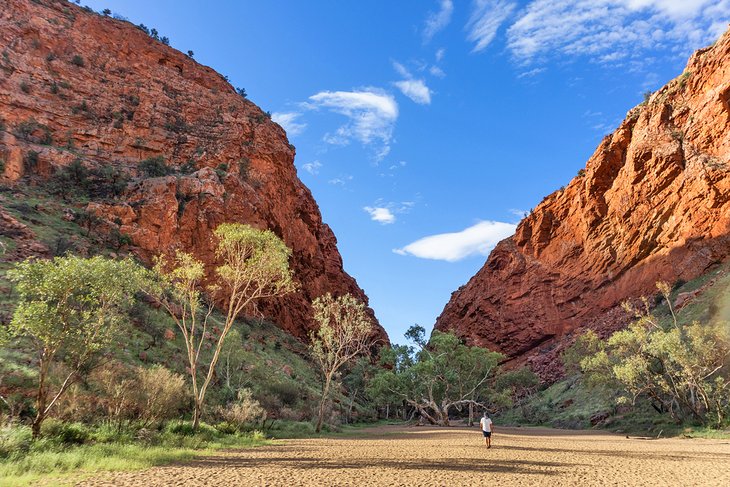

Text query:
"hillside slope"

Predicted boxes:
[[0, 0, 385, 342], [435, 29, 730, 379]]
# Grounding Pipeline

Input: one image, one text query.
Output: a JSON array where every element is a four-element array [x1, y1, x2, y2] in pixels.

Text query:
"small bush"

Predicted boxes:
[[186, 50, 194, 58], [45, 52, 57, 62], [219, 389, 266, 430], [236, 87, 247, 98], [24, 150, 39, 172], [70, 54, 85, 67], [0, 425, 33, 458], [20, 80, 31, 94], [134, 365, 187, 426], [215, 163, 228, 179], [138, 156, 172, 178], [42, 420, 90, 445], [577, 168, 586, 177]]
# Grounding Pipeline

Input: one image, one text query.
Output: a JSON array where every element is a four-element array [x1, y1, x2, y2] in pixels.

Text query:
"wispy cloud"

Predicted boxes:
[[308, 89, 398, 160], [423, 0, 454, 42], [435, 48, 446, 62], [509, 208, 529, 219], [328, 175, 353, 186], [394, 220, 516, 262], [506, 0, 728, 65], [517, 67, 546, 78], [301, 160, 322, 175], [466, 0, 517, 52], [364, 207, 396, 224], [394, 79, 432, 105], [392, 62, 433, 105], [271, 112, 306, 136]]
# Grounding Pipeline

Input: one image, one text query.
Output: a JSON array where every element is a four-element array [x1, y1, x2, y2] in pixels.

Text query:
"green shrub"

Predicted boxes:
[[24, 150, 39, 172], [215, 163, 228, 179], [0, 425, 33, 458], [138, 156, 172, 178], [41, 420, 90, 445], [20, 80, 31, 94], [214, 421, 238, 435], [70, 54, 85, 67]]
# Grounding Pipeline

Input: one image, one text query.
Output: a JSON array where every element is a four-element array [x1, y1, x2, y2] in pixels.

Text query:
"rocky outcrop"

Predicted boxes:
[[0, 0, 386, 342], [435, 29, 730, 380]]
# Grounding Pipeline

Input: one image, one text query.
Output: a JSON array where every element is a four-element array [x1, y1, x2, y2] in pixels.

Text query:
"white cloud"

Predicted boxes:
[[429, 65, 446, 78], [509, 208, 529, 218], [392, 62, 433, 105], [301, 160, 322, 175], [435, 48, 446, 61], [394, 220, 516, 262], [424, 0, 454, 41], [308, 89, 398, 160], [394, 79, 433, 105], [517, 67, 546, 78], [466, 0, 517, 52], [364, 207, 396, 224], [328, 175, 353, 186], [271, 112, 306, 136], [506, 0, 728, 64]]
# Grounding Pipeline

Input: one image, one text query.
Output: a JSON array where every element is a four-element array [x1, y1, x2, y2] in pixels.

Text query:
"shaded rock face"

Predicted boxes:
[[435, 30, 730, 380], [0, 0, 386, 342]]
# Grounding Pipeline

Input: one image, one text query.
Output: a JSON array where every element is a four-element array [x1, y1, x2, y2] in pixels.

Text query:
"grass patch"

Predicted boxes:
[[0, 424, 269, 486]]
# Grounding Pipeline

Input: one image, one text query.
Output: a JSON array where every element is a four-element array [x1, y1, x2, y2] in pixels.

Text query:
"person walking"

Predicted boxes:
[[480, 412, 493, 448]]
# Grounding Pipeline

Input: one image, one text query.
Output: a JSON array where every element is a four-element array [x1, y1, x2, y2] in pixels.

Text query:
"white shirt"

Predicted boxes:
[[480, 417, 492, 432]]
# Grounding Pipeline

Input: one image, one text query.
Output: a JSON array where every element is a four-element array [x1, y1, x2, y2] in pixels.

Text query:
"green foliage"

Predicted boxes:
[[150, 224, 295, 429], [572, 282, 730, 428], [310, 293, 375, 432], [14, 119, 52, 145], [7, 255, 146, 436], [19, 81, 31, 94], [24, 151, 39, 173], [0, 425, 32, 459], [70, 54, 85, 67], [236, 87, 247, 98], [138, 156, 172, 178], [186, 50, 194, 58], [369, 328, 503, 425], [215, 163, 228, 179], [41, 420, 90, 445]]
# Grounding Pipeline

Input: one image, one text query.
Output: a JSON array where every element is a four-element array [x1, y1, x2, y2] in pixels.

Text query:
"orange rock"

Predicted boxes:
[[435, 29, 730, 380]]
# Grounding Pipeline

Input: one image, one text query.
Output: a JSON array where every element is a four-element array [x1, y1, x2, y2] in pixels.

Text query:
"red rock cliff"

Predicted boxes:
[[435, 29, 730, 379], [0, 0, 386, 342]]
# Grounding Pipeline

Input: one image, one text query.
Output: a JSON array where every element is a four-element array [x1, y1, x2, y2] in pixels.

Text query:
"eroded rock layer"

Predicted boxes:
[[0, 0, 385, 342], [435, 30, 730, 379]]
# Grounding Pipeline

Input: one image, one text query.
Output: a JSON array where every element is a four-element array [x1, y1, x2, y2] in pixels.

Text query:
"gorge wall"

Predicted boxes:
[[0, 0, 386, 342], [435, 29, 730, 380]]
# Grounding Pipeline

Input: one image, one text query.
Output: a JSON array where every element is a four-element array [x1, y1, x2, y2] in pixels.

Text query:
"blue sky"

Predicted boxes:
[[81, 0, 728, 342]]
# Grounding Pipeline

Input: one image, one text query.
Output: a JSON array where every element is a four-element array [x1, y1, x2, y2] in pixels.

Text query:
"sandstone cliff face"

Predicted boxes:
[[435, 30, 730, 379], [0, 0, 385, 342]]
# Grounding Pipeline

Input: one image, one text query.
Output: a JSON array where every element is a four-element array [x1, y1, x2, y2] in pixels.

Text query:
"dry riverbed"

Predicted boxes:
[[78, 425, 730, 486]]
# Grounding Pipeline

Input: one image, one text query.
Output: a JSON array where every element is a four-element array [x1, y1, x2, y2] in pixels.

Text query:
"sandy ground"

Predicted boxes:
[[78, 425, 730, 486]]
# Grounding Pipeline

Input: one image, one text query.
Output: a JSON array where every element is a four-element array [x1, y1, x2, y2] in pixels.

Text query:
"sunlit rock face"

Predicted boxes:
[[0, 0, 386, 343], [435, 30, 730, 381]]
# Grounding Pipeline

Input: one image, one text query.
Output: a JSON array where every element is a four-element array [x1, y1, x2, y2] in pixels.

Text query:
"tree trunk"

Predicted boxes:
[[315, 375, 332, 433], [192, 399, 203, 430], [31, 414, 44, 439], [468, 402, 474, 427], [385, 404, 389, 420]]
